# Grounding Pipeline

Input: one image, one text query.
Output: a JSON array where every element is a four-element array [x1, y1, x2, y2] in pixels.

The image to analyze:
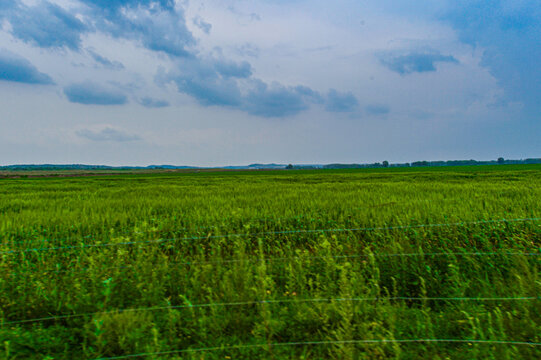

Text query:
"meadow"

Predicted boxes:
[[0, 165, 540, 359]]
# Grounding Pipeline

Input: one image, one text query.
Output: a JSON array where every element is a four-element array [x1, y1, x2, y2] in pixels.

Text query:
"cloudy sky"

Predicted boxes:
[[0, 0, 539, 166]]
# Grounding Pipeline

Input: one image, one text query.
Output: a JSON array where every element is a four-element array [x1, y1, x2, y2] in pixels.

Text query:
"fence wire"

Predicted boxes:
[[7, 251, 540, 278], [93, 338, 541, 359], [2, 217, 540, 255], [3, 296, 539, 326]]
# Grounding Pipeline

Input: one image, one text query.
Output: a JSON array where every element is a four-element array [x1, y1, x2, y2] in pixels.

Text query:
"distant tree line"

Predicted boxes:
[[290, 158, 541, 170]]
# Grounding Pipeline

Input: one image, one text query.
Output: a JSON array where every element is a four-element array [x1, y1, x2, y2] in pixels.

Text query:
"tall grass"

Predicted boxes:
[[0, 167, 540, 359]]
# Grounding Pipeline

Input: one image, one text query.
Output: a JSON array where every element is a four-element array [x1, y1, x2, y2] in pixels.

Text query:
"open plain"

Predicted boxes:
[[1, 165, 540, 359]]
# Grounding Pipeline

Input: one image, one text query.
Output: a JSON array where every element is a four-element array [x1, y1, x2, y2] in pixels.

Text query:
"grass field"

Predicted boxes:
[[1, 165, 540, 359]]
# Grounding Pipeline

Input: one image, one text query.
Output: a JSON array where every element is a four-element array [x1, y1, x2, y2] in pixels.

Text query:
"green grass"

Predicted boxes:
[[0, 166, 540, 359]]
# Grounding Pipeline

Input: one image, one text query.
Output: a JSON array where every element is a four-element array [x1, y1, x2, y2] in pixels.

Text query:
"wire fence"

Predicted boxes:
[[174, 251, 541, 266], [2, 217, 540, 255], [7, 251, 540, 278], [92, 338, 541, 359], [2, 197, 477, 247], [3, 296, 539, 326], [2, 217, 540, 358], [1, 213, 332, 246]]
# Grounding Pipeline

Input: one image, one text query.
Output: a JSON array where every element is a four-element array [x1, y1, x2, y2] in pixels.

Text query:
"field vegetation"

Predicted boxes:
[[0, 165, 540, 359]]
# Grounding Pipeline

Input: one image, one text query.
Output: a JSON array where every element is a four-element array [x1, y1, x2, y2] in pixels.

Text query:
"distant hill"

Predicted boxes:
[[0, 164, 198, 171], [1, 158, 540, 171]]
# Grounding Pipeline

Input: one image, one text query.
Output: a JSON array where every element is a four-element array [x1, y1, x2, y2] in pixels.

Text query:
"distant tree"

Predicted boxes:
[[382, 160, 389, 168], [286, 164, 293, 169], [498, 157, 505, 164]]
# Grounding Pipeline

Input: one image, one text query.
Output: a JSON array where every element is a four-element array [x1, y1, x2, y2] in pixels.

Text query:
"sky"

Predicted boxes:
[[0, 0, 539, 166]]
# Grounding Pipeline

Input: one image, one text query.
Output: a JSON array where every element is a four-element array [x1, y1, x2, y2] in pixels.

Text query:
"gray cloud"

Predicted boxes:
[[76, 127, 141, 142], [165, 58, 244, 107], [235, 43, 260, 58], [294, 85, 325, 104], [64, 82, 128, 105], [243, 81, 310, 117], [214, 60, 252, 78], [87, 50, 124, 70], [0, 49, 54, 85], [0, 0, 360, 119], [80, 0, 175, 12], [86, 1, 195, 58], [9, 1, 87, 50], [306, 45, 334, 53], [139, 97, 170, 108], [250, 13, 262, 21], [444, 0, 541, 117], [365, 104, 390, 115], [325, 89, 359, 112], [175, 76, 243, 107], [163, 57, 345, 117], [3, 1, 193, 57], [379, 51, 459, 75], [193, 16, 212, 34], [161, 53, 360, 117], [1, 1, 539, 167]]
